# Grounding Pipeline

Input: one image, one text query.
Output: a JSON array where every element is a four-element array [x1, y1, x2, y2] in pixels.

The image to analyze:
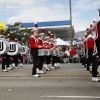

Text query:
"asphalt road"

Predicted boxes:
[[0, 63, 100, 100]]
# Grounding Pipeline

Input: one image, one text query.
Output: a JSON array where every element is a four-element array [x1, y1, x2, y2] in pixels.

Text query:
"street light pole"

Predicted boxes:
[[69, 0, 73, 47]]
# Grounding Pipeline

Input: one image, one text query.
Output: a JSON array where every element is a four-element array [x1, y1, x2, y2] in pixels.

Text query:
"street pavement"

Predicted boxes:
[[0, 63, 100, 100]]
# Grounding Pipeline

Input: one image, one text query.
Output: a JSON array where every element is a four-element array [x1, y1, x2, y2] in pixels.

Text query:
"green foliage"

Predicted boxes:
[[5, 22, 31, 43]]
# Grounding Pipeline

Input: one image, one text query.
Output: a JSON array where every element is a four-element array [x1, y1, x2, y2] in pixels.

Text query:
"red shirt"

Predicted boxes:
[[37, 38, 43, 46], [87, 38, 94, 49], [70, 48, 76, 56], [37, 38, 45, 49], [29, 35, 38, 48]]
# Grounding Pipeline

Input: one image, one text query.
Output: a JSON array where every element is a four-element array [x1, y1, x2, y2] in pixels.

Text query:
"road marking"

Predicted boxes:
[[40, 96, 100, 99], [0, 74, 91, 77]]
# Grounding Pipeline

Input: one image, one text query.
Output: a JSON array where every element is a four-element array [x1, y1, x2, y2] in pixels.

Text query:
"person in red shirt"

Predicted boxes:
[[37, 33, 46, 74], [49, 38, 58, 69], [43, 36, 51, 71], [81, 32, 88, 69], [29, 28, 42, 77], [86, 30, 100, 82]]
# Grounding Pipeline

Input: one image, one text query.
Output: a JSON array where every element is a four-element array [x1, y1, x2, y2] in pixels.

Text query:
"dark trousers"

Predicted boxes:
[[95, 40, 100, 58], [88, 49, 98, 77], [31, 48, 38, 75], [37, 56, 44, 70], [52, 56, 57, 66], [45, 56, 51, 64], [12, 55, 18, 67], [81, 56, 86, 66], [86, 57, 91, 71], [18, 54, 23, 63], [1, 54, 7, 70], [6, 55, 11, 68], [57, 57, 61, 63], [95, 40, 100, 71]]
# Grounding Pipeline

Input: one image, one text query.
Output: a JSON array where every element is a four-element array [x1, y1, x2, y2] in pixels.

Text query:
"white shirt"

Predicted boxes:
[[65, 50, 70, 56]]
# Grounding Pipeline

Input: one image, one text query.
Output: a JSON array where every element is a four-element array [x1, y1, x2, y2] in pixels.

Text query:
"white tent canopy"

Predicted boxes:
[[56, 38, 70, 45]]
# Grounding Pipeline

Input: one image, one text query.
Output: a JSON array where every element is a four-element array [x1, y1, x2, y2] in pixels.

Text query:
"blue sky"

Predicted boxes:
[[0, 0, 100, 32]]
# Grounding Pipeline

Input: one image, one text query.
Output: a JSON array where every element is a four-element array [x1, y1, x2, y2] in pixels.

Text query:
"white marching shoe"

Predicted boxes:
[[39, 70, 46, 74], [51, 66, 55, 69], [12, 63, 18, 69], [12, 63, 15, 68], [54, 63, 58, 69], [36, 68, 40, 74], [92, 77, 100, 82], [33, 74, 40, 78], [44, 64, 51, 71], [7, 67, 13, 70], [2, 69, 8, 72], [56, 63, 60, 68], [20, 63, 23, 67]]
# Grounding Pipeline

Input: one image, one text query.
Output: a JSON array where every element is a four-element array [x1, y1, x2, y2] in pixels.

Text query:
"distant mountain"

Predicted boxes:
[[74, 30, 86, 38]]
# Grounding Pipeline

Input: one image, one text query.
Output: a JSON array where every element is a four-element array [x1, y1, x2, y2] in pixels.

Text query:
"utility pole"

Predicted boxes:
[[69, 0, 73, 47], [98, 8, 100, 17]]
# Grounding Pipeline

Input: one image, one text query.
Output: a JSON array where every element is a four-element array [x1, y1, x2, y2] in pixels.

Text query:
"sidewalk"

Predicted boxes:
[[0, 63, 99, 77]]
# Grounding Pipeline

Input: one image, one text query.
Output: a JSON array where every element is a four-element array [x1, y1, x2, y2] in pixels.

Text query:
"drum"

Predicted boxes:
[[7, 42, 22, 56], [45, 49, 52, 56], [0, 38, 9, 54], [52, 50, 58, 56], [38, 49, 47, 56], [20, 46, 29, 55]]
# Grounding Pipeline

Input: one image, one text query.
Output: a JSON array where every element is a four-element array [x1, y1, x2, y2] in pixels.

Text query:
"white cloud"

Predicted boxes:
[[2, 0, 88, 32], [7, 3, 70, 23], [73, 19, 90, 32], [74, 0, 100, 11], [7, 3, 81, 23]]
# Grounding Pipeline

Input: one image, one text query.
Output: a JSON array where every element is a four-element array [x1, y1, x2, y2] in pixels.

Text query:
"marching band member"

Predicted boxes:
[[82, 31, 88, 69], [0, 35, 8, 72], [11, 38, 19, 69], [6, 34, 13, 70], [86, 29, 100, 82], [37, 32, 46, 74], [56, 46, 62, 67], [43, 36, 51, 71], [29, 27, 42, 77], [90, 19, 100, 57], [49, 34, 58, 69]]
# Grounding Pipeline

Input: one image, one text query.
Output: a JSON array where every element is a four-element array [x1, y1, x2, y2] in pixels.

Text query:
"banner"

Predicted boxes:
[[0, 22, 6, 31]]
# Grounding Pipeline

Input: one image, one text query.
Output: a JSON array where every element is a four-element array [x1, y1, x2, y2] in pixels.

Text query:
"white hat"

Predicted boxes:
[[93, 19, 97, 22], [49, 38, 54, 41], [39, 33, 44, 36], [31, 27, 38, 32], [53, 39, 56, 42], [44, 36, 49, 39]]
